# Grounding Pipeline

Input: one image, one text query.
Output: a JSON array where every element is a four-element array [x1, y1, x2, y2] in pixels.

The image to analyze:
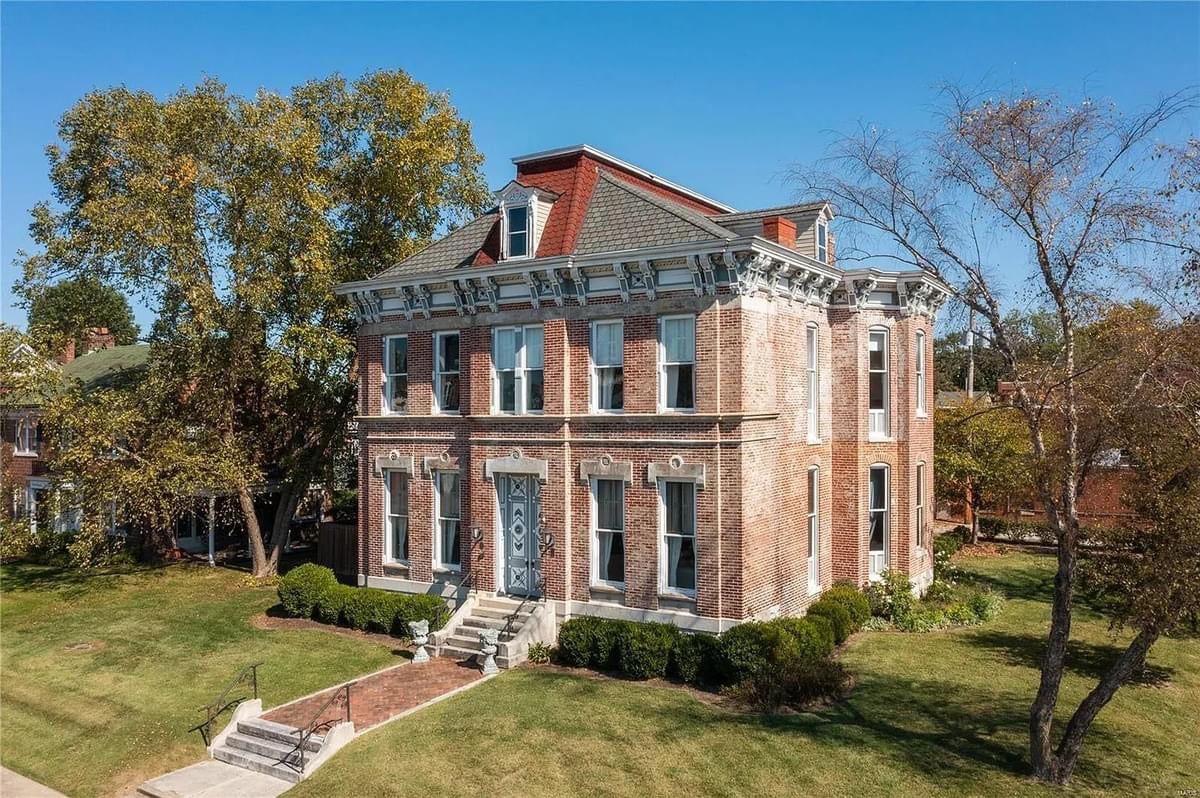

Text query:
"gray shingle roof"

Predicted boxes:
[[712, 201, 828, 223], [375, 211, 498, 279], [572, 172, 735, 255]]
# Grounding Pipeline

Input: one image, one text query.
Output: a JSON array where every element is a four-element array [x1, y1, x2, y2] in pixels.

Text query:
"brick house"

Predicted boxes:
[[335, 145, 949, 636]]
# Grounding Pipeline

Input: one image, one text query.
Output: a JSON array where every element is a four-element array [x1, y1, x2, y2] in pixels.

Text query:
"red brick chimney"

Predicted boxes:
[[762, 216, 796, 248], [83, 326, 116, 354], [55, 338, 76, 365]]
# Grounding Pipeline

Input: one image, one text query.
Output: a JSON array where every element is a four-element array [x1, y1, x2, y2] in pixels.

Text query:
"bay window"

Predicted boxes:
[[435, 471, 461, 570], [385, 471, 409, 563], [592, 479, 625, 587], [868, 465, 889, 580], [915, 330, 927, 416], [660, 480, 696, 595], [868, 329, 889, 438], [493, 324, 544, 415], [434, 332, 460, 414], [383, 336, 408, 414], [659, 315, 695, 412], [590, 319, 624, 412]]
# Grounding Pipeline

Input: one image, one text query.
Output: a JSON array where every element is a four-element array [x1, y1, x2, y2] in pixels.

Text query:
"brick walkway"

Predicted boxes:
[[263, 656, 483, 732]]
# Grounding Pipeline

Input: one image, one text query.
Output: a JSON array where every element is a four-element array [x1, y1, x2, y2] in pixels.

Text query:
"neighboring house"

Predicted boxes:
[[1, 328, 145, 536], [335, 144, 949, 633]]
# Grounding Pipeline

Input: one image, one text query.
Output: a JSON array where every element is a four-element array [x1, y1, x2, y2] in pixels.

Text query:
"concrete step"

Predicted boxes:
[[460, 614, 526, 632], [475, 596, 535, 612], [236, 717, 323, 753], [212, 744, 303, 784], [469, 606, 533, 622], [224, 731, 307, 763]]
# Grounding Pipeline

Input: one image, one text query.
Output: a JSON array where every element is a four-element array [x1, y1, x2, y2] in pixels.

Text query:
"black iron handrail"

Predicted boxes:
[[287, 681, 354, 773], [189, 662, 262, 746]]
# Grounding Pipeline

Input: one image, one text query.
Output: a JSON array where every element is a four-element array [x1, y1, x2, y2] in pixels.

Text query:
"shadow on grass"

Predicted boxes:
[[967, 630, 1174, 687], [0, 560, 170, 593]]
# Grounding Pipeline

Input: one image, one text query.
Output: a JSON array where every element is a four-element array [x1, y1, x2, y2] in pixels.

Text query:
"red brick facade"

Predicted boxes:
[[344, 146, 944, 632]]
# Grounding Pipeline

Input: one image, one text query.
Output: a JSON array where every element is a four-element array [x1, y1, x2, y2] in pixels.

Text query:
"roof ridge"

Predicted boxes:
[[592, 170, 735, 243], [713, 201, 828, 221]]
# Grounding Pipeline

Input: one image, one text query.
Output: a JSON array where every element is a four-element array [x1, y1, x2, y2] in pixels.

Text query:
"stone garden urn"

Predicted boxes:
[[409, 619, 430, 664], [478, 628, 500, 675]]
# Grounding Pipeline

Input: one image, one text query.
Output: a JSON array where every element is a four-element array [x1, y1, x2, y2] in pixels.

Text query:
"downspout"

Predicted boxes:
[[714, 257, 724, 632], [562, 319, 572, 617]]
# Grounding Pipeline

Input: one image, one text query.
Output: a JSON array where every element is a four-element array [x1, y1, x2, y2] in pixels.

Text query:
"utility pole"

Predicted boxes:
[[965, 305, 975, 399]]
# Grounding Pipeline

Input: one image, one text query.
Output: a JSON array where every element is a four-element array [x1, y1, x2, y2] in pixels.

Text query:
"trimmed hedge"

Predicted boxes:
[[823, 584, 871, 628], [276, 563, 447, 638], [618, 622, 679, 679], [806, 600, 854, 645], [278, 563, 338, 618], [670, 631, 722, 685]]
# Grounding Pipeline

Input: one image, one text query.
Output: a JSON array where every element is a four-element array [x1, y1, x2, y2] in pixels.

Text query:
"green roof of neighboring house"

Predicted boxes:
[[62, 344, 150, 390]]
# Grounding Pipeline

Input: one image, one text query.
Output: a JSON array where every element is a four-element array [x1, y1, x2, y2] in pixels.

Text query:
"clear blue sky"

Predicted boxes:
[[3, 1, 1197, 332]]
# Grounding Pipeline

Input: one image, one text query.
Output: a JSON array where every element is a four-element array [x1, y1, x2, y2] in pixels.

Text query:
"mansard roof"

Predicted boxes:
[[376, 210, 499, 279], [573, 171, 735, 254]]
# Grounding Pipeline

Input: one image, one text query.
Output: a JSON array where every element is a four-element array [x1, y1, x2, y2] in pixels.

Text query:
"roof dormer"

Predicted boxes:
[[496, 181, 558, 261]]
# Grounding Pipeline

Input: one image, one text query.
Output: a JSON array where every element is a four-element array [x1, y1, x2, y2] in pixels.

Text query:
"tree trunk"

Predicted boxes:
[[969, 483, 980, 545], [1029, 513, 1076, 780], [1049, 629, 1158, 784], [263, 483, 302, 577], [237, 486, 271, 578]]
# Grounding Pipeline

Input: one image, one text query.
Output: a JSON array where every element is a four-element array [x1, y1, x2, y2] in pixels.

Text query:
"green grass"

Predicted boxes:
[[288, 551, 1200, 797], [0, 561, 397, 797]]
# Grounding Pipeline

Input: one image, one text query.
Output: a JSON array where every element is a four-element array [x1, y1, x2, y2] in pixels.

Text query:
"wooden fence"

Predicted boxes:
[[317, 523, 357, 577]]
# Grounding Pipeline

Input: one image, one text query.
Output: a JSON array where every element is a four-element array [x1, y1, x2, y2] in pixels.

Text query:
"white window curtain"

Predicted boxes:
[[387, 471, 409, 562], [594, 479, 625, 585], [663, 481, 696, 593], [435, 333, 460, 413], [661, 317, 695, 411], [592, 320, 624, 411], [524, 325, 544, 413], [384, 337, 408, 413], [437, 472, 461, 568]]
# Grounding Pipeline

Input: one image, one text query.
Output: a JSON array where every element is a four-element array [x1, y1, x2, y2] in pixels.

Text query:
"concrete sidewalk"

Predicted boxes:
[[1, 767, 69, 798], [135, 761, 290, 798]]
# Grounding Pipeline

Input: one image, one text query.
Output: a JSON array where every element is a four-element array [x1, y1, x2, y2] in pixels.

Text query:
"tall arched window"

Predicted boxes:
[[868, 464, 889, 580]]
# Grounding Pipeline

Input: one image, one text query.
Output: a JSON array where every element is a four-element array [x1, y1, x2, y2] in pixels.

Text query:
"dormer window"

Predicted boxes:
[[496, 181, 557, 261], [506, 205, 529, 259], [816, 220, 829, 263]]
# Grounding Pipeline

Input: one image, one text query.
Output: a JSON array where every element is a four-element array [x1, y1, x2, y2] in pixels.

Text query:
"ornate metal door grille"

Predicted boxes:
[[499, 475, 541, 597]]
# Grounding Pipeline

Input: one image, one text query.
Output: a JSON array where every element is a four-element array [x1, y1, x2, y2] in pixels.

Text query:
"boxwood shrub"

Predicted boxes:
[[278, 562, 338, 618], [806, 600, 854, 645], [772, 617, 835, 662], [617, 622, 679, 679], [670, 631, 722, 685], [556, 617, 599, 667], [822, 584, 871, 628], [315, 583, 355, 625]]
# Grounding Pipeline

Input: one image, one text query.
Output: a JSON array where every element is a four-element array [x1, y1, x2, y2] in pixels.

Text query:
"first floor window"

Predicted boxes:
[[869, 465, 889, 579], [807, 467, 819, 591], [436, 472, 461, 568], [593, 479, 625, 586], [915, 463, 925, 550], [384, 336, 408, 413], [660, 315, 695, 411], [662, 481, 696, 594], [387, 471, 410, 562], [591, 319, 624, 411], [434, 332, 460, 413]]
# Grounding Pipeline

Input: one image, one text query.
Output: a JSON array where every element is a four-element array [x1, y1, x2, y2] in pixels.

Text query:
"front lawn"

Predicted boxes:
[[288, 551, 1200, 797], [0, 561, 397, 797]]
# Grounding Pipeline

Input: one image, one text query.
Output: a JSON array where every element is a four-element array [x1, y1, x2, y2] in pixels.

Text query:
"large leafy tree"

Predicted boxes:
[[24, 276, 140, 355], [795, 88, 1196, 783], [16, 72, 489, 577], [934, 398, 1030, 543]]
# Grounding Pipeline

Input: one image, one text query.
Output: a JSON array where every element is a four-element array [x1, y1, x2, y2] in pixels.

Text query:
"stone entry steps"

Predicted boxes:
[[438, 596, 536, 669], [210, 718, 324, 784]]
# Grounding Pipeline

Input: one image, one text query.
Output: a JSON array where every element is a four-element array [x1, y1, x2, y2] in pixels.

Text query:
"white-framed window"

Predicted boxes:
[[915, 462, 926, 551], [660, 480, 697, 596], [590, 319, 624, 412], [505, 204, 530, 259], [659, 315, 695, 412], [868, 329, 889, 439], [868, 465, 889, 580], [434, 332, 461, 414], [385, 471, 410, 563], [807, 466, 820, 593], [592, 478, 625, 588], [434, 471, 461, 570], [493, 324, 544, 415], [915, 330, 927, 416], [15, 418, 37, 456], [806, 324, 820, 441], [816, 220, 828, 263], [383, 336, 408, 414]]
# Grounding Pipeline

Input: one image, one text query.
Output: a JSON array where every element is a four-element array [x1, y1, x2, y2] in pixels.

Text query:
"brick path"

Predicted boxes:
[[263, 656, 483, 732]]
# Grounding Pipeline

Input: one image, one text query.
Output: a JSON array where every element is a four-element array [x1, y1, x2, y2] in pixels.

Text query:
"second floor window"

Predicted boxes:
[[384, 336, 408, 413], [868, 329, 889, 438], [434, 332, 460, 414], [591, 320, 624, 412], [806, 325, 820, 441], [15, 419, 37, 456], [506, 205, 529, 259], [659, 315, 695, 412], [915, 330, 927, 415], [493, 325, 544, 415], [386, 471, 409, 563], [435, 471, 461, 570]]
